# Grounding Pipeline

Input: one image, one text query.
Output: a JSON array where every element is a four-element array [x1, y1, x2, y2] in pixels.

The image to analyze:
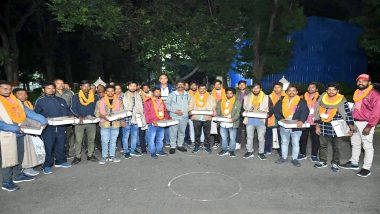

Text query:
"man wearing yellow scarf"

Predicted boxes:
[[70, 80, 99, 165], [243, 82, 273, 160], [265, 82, 285, 156], [273, 84, 309, 167], [215, 88, 241, 157], [0, 81, 47, 192], [313, 82, 355, 172], [210, 80, 225, 149], [298, 82, 320, 162], [340, 74, 380, 177]]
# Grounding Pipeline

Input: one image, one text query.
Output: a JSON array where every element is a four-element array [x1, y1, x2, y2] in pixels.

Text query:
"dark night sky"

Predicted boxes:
[[303, 0, 362, 20]]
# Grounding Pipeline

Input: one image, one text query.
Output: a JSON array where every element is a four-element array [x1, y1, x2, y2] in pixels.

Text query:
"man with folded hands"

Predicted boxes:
[[70, 80, 99, 165], [215, 88, 241, 157], [34, 82, 72, 174]]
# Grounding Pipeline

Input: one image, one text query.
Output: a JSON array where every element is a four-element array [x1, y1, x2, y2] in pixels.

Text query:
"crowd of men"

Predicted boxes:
[[0, 73, 379, 192]]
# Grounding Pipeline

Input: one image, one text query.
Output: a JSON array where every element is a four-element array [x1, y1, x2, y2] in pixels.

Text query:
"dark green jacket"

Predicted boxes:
[[216, 98, 242, 128]]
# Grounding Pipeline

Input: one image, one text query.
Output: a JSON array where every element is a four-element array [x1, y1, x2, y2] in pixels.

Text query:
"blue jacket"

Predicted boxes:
[[0, 106, 48, 137], [34, 95, 72, 118], [70, 93, 98, 117]]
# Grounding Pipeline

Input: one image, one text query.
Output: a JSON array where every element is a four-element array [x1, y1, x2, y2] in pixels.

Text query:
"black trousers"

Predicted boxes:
[[299, 125, 320, 157], [42, 126, 67, 168], [193, 120, 211, 148], [139, 128, 147, 153]]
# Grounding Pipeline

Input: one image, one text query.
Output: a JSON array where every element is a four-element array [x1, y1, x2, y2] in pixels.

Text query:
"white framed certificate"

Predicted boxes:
[[242, 111, 268, 119], [331, 120, 351, 137], [278, 120, 310, 128], [106, 110, 132, 121], [212, 116, 232, 122], [155, 119, 179, 127], [190, 110, 214, 115], [48, 116, 79, 126]]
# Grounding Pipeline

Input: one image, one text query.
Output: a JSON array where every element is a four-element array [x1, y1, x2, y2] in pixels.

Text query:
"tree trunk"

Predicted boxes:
[[44, 50, 55, 81], [63, 38, 73, 83], [2, 30, 20, 84], [253, 25, 263, 81], [178, 66, 199, 82]]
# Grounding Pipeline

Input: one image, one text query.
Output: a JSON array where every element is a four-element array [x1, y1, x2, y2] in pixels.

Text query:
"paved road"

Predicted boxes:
[[1, 130, 379, 214]]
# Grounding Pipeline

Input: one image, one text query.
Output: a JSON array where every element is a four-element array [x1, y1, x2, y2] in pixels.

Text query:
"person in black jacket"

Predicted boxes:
[[273, 84, 309, 167], [34, 82, 73, 174]]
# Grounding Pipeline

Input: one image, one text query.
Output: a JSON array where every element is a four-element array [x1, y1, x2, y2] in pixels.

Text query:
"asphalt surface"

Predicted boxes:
[[0, 129, 379, 214]]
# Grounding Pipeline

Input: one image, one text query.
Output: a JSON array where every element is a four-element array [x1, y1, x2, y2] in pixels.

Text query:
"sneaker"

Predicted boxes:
[[357, 169, 371, 177], [177, 146, 187, 152], [258, 153, 267, 160], [339, 161, 359, 170], [151, 154, 158, 159], [120, 149, 124, 153], [297, 154, 307, 160], [158, 152, 168, 157], [164, 144, 170, 148], [23, 168, 40, 176], [67, 155, 74, 160], [98, 158, 107, 165], [141, 150, 148, 155], [2, 181, 20, 192], [310, 156, 320, 163], [235, 143, 241, 150], [291, 159, 301, 167], [275, 158, 287, 164], [130, 151, 142, 157], [54, 162, 72, 168], [192, 146, 200, 154], [124, 153, 131, 159], [212, 143, 219, 149], [218, 150, 229, 156], [243, 152, 254, 159], [331, 163, 339, 172], [13, 173, 35, 183], [43, 167, 53, 174], [205, 147, 212, 154], [314, 162, 327, 168], [265, 152, 272, 156], [71, 157, 81, 165], [229, 151, 236, 157], [111, 157, 120, 163], [169, 148, 176, 154], [87, 155, 99, 162]]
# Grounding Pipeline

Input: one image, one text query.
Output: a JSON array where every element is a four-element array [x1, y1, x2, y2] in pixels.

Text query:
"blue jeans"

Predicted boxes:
[[220, 127, 237, 152], [122, 124, 139, 154], [147, 124, 165, 156], [100, 127, 119, 158], [279, 127, 302, 160]]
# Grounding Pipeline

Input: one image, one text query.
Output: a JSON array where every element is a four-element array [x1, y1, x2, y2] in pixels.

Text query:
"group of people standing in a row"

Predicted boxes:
[[0, 73, 379, 192]]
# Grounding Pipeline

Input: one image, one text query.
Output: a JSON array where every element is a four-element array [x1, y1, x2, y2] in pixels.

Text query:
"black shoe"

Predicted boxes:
[[291, 159, 301, 167], [205, 147, 212, 154], [158, 151, 168, 157], [258, 153, 267, 160], [124, 153, 131, 159], [229, 151, 236, 157], [218, 150, 229, 156], [192, 146, 200, 153], [339, 161, 359, 170], [141, 150, 148, 154], [243, 152, 254, 159], [314, 162, 327, 168], [331, 163, 339, 172], [357, 168, 371, 177], [169, 148, 176, 154], [177, 146, 187, 152], [71, 157, 81, 165], [275, 158, 287, 164], [87, 155, 99, 162]]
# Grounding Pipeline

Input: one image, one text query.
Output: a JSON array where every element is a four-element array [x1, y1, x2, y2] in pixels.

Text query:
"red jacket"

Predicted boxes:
[[353, 89, 380, 128], [144, 97, 170, 124]]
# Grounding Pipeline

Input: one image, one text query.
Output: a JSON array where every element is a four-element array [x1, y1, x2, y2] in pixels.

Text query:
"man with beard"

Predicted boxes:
[[340, 74, 380, 177], [0, 81, 47, 191], [243, 82, 273, 160], [274, 84, 309, 167], [122, 81, 145, 158], [166, 81, 189, 154], [35, 82, 72, 174], [298, 82, 320, 162], [314, 82, 355, 172], [70, 80, 99, 165], [210, 80, 225, 149], [235, 80, 250, 150]]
